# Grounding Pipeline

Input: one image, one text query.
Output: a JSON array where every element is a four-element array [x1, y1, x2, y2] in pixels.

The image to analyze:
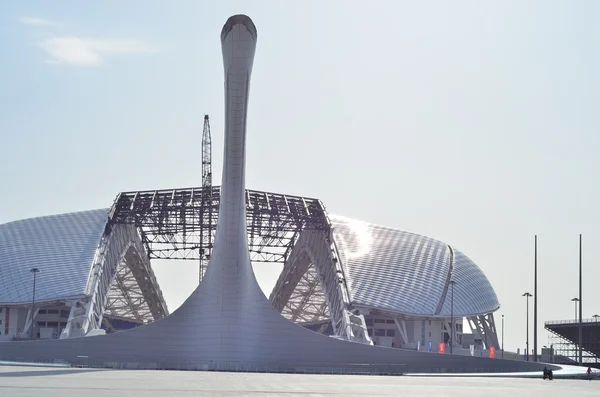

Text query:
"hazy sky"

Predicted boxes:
[[1, 1, 599, 354]]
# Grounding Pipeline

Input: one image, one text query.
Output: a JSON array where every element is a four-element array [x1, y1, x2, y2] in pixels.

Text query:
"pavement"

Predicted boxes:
[[408, 362, 600, 379], [0, 365, 598, 396]]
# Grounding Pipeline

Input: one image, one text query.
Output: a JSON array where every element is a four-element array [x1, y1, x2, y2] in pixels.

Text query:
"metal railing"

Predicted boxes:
[[545, 318, 600, 326]]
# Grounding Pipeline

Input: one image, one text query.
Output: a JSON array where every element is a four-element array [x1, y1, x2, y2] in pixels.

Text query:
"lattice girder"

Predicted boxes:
[[108, 187, 330, 263], [270, 229, 372, 345], [467, 313, 500, 350], [60, 225, 168, 339], [104, 247, 160, 323], [280, 264, 329, 323]]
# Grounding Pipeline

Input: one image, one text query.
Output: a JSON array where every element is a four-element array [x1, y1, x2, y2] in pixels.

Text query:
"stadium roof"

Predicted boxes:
[[0, 209, 108, 305], [0, 199, 500, 321], [331, 215, 499, 317]]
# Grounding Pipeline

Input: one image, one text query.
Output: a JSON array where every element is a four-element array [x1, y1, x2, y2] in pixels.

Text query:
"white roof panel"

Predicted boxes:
[[438, 248, 500, 317], [330, 215, 499, 317], [0, 209, 108, 305]]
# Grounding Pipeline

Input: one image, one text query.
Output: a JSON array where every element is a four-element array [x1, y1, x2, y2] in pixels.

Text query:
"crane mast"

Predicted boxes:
[[199, 114, 213, 282]]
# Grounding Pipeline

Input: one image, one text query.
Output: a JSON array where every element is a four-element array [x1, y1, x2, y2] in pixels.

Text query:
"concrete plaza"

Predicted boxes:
[[0, 365, 597, 396]]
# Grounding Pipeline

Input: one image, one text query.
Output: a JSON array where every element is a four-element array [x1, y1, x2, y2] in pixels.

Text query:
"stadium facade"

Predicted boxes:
[[0, 210, 167, 342], [0, 15, 556, 374], [271, 214, 501, 351], [0, 210, 500, 354]]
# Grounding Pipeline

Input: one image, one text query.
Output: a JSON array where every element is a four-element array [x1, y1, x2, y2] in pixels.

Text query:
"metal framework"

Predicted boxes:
[[199, 114, 213, 282], [107, 186, 373, 343], [105, 186, 502, 349], [104, 261, 152, 321], [103, 245, 167, 323], [279, 264, 329, 324], [270, 229, 373, 344], [546, 319, 600, 365], [467, 313, 500, 350], [107, 187, 331, 266], [60, 224, 168, 339]]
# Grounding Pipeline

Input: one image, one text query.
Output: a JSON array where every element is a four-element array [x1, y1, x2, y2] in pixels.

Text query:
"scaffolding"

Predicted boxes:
[[199, 115, 213, 282], [545, 319, 600, 365], [107, 187, 332, 266]]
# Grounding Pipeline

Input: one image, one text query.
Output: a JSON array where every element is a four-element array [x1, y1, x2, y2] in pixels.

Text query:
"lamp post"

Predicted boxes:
[[450, 280, 456, 354], [533, 235, 538, 363], [571, 297, 579, 322], [523, 292, 533, 361], [502, 314, 505, 358], [594, 314, 600, 364], [29, 268, 40, 340], [578, 234, 583, 366]]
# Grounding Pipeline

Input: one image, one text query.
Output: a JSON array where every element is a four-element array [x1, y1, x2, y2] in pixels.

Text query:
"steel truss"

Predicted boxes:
[[547, 332, 598, 364], [108, 187, 331, 273], [61, 224, 168, 339], [270, 229, 372, 345], [103, 245, 167, 323], [547, 332, 581, 364], [279, 264, 330, 323], [200, 114, 213, 282], [546, 321, 600, 365], [467, 313, 500, 350]]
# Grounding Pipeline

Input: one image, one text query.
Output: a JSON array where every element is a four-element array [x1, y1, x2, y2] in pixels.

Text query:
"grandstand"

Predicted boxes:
[[545, 318, 600, 366]]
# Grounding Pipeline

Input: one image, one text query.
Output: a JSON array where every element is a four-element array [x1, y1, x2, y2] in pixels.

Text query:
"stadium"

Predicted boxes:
[[0, 188, 500, 356]]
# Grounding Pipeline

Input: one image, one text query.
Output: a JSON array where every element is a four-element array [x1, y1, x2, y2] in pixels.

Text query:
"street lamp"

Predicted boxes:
[[571, 297, 580, 322], [523, 292, 533, 361], [29, 268, 40, 341], [596, 315, 600, 365], [502, 314, 505, 358], [572, 295, 582, 366], [450, 280, 456, 354]]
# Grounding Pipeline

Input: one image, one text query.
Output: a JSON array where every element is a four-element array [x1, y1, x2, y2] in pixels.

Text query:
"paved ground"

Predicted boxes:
[[0, 365, 597, 396]]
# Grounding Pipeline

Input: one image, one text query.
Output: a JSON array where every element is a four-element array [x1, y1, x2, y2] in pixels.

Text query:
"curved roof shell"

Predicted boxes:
[[330, 215, 499, 317], [0, 209, 108, 305]]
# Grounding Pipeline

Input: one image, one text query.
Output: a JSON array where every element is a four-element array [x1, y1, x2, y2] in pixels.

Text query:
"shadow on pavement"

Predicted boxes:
[[0, 368, 103, 377]]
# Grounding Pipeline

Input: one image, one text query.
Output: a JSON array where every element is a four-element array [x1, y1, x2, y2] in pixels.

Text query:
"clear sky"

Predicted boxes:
[[1, 0, 599, 355]]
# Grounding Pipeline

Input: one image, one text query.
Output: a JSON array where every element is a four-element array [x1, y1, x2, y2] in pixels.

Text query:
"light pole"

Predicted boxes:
[[450, 280, 456, 354], [29, 268, 40, 341], [594, 314, 600, 364], [533, 235, 538, 363], [571, 297, 579, 322], [502, 314, 505, 358], [523, 292, 533, 361], [578, 234, 583, 366]]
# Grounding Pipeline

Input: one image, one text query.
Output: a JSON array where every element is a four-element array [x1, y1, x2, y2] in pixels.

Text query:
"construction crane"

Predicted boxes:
[[199, 114, 212, 283]]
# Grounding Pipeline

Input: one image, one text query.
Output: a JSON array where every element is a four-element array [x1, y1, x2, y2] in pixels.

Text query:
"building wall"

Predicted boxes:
[[366, 317, 396, 347], [0, 306, 24, 341], [364, 315, 464, 352], [33, 306, 70, 339], [411, 319, 445, 350], [0, 307, 8, 341], [0, 305, 70, 341]]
